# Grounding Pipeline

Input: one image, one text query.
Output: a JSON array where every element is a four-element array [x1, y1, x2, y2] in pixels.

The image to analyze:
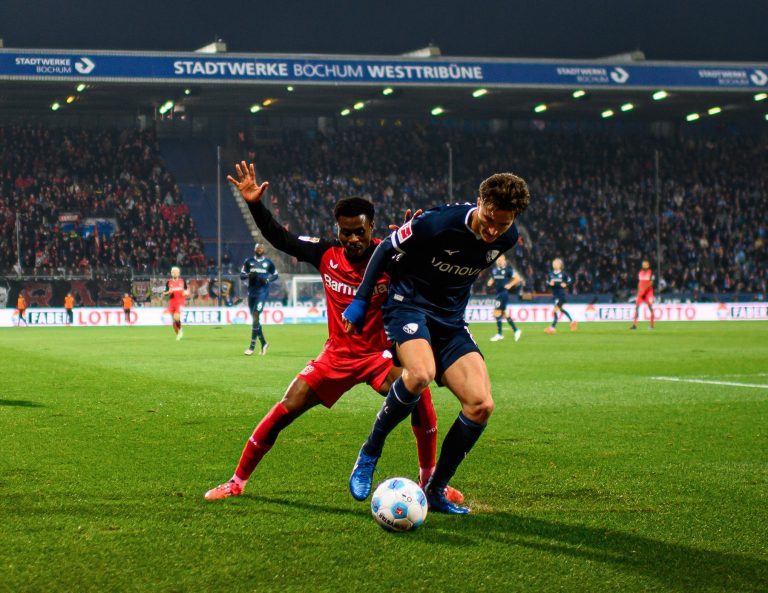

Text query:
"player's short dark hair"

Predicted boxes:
[[333, 197, 375, 222], [479, 173, 530, 216]]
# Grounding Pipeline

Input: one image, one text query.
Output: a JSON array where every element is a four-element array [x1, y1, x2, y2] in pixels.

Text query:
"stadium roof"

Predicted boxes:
[[1, 48, 767, 123]]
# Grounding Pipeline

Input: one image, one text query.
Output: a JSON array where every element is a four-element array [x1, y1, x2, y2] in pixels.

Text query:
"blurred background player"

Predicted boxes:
[[486, 253, 522, 342], [204, 161, 461, 503], [631, 259, 655, 330], [122, 293, 134, 324], [240, 243, 277, 356], [16, 294, 27, 326], [343, 172, 530, 514], [163, 266, 188, 340], [544, 258, 576, 334], [64, 293, 74, 325]]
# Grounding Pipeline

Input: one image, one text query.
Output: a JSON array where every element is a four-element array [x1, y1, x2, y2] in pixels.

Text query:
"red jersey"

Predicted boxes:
[[637, 269, 653, 293], [318, 241, 390, 358], [166, 278, 187, 306]]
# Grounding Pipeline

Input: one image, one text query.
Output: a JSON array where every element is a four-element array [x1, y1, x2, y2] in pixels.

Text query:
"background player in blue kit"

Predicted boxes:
[[544, 257, 576, 334], [342, 172, 530, 514], [241, 243, 278, 355], [487, 253, 523, 342]]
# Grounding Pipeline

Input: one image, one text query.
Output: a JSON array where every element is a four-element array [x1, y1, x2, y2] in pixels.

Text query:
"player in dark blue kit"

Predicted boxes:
[[241, 243, 278, 355], [342, 173, 530, 514], [544, 257, 576, 334], [487, 253, 522, 342]]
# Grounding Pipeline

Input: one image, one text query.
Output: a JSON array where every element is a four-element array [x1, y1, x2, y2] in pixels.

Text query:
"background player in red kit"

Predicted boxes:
[[631, 259, 655, 330], [163, 266, 189, 340], [204, 162, 462, 503]]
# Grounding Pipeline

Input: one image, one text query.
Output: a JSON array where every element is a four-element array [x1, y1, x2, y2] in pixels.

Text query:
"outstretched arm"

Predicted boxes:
[[228, 161, 329, 267], [341, 236, 397, 334]]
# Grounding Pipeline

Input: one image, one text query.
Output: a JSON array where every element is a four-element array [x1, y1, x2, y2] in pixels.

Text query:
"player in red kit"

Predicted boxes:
[[164, 266, 189, 340], [204, 161, 462, 503], [631, 259, 655, 330]]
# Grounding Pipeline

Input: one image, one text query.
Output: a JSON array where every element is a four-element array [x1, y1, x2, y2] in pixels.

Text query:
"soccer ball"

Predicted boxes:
[[371, 477, 428, 532]]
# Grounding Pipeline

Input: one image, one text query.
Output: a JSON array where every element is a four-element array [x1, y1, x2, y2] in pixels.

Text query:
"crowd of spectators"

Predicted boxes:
[[2, 121, 765, 299], [254, 124, 766, 298], [0, 125, 206, 277]]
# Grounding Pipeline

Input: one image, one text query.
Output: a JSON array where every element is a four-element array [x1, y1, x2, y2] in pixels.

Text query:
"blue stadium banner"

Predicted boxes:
[[1, 50, 767, 89]]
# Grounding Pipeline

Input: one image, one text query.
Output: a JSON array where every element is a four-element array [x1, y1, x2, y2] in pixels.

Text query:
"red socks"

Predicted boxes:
[[234, 402, 291, 482], [411, 387, 438, 480]]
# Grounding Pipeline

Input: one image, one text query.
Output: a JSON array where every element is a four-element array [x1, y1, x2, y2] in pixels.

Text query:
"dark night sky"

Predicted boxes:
[[1, 0, 766, 62]]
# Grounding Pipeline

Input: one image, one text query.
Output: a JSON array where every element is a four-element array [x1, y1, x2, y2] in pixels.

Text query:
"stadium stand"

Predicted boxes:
[[0, 125, 207, 276], [1, 121, 765, 301]]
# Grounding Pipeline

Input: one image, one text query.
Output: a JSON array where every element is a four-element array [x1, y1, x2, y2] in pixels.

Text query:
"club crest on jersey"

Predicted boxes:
[[403, 322, 419, 335], [486, 250, 500, 263]]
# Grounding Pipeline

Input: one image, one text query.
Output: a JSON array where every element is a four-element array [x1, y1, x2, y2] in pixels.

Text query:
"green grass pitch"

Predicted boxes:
[[1, 321, 766, 593]]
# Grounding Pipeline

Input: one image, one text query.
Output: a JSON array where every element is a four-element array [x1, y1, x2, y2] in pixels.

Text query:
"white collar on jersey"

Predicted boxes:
[[465, 206, 482, 240]]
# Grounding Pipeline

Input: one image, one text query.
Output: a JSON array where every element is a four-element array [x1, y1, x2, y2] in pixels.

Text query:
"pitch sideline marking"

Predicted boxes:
[[652, 377, 768, 389]]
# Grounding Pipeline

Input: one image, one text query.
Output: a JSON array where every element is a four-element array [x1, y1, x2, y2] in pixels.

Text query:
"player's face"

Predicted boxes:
[[255, 245, 265, 257], [496, 255, 506, 267], [171, 268, 179, 279], [475, 198, 515, 243], [642, 260, 650, 270], [336, 214, 373, 258]]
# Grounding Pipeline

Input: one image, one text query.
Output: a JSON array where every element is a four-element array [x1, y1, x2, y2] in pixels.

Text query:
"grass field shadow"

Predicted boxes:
[[0, 399, 44, 407], [465, 512, 767, 592]]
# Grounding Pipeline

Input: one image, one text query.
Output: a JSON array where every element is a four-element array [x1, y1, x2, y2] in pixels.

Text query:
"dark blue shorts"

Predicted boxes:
[[383, 304, 481, 386], [494, 292, 509, 311], [554, 295, 567, 308], [248, 295, 266, 315]]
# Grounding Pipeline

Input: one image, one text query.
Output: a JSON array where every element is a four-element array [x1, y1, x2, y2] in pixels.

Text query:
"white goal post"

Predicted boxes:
[[289, 274, 325, 308]]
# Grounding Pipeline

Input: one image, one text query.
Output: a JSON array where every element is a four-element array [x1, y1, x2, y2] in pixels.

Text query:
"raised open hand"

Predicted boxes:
[[226, 161, 269, 204]]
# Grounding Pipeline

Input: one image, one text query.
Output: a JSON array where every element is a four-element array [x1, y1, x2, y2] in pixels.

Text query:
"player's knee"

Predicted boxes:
[[464, 398, 494, 424], [403, 367, 434, 392]]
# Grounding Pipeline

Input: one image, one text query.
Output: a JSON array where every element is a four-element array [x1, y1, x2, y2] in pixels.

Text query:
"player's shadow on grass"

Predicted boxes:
[[251, 495, 364, 519], [0, 399, 44, 407], [464, 512, 766, 593]]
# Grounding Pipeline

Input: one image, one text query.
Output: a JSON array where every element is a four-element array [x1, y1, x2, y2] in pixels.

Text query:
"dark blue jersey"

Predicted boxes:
[[240, 256, 278, 297], [378, 203, 519, 320], [548, 269, 572, 300], [490, 265, 517, 296]]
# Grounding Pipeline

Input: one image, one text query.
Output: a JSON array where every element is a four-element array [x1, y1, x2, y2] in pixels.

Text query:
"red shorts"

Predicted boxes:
[[168, 302, 183, 315], [636, 289, 654, 305], [298, 347, 394, 408]]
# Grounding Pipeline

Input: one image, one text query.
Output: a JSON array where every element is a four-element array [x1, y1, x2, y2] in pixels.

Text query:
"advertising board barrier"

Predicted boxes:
[[2, 302, 765, 328]]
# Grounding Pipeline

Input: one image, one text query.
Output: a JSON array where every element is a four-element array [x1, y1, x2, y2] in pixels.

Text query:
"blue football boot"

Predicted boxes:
[[425, 480, 471, 514], [349, 447, 379, 501]]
